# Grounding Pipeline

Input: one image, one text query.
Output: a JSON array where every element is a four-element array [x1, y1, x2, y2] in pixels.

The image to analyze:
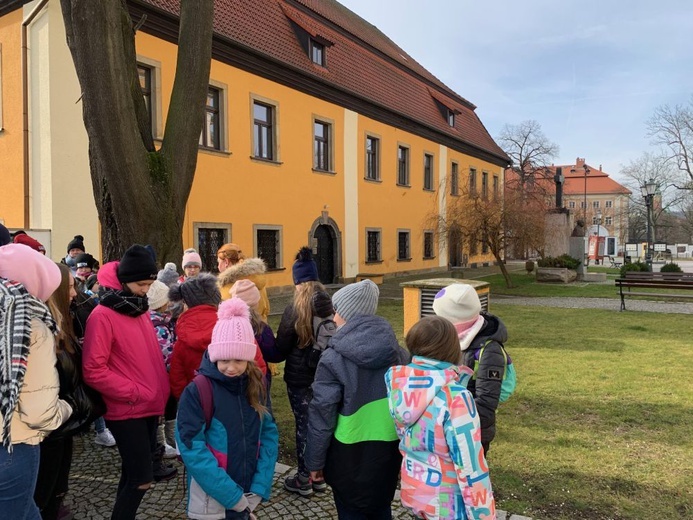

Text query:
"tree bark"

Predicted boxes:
[[60, 0, 214, 265]]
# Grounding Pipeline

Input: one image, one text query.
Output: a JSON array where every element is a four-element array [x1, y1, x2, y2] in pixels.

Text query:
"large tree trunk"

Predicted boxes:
[[60, 0, 214, 265]]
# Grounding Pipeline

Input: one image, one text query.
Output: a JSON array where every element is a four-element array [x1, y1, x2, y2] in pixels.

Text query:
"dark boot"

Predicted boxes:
[[151, 444, 178, 482]]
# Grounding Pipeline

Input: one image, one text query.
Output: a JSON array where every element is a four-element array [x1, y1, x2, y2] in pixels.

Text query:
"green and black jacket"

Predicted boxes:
[[306, 315, 410, 513]]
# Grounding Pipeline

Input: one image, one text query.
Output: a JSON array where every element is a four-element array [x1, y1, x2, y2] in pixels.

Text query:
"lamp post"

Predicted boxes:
[[640, 179, 657, 271], [595, 210, 602, 264]]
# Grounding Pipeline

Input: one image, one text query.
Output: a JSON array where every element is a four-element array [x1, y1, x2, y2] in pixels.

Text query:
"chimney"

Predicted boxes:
[[599, 164, 602, 171], [576, 157, 585, 168]]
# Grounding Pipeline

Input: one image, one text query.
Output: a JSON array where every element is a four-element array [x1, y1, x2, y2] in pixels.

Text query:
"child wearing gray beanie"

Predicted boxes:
[[332, 279, 379, 323]]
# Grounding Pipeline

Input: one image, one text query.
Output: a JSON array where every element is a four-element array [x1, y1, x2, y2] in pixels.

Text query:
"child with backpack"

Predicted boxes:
[[386, 316, 496, 520], [432, 283, 514, 454], [176, 298, 278, 520], [306, 279, 409, 519], [276, 247, 329, 495]]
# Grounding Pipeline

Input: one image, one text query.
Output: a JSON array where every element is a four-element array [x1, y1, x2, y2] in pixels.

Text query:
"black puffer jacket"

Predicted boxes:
[[276, 291, 333, 388], [462, 312, 508, 447]]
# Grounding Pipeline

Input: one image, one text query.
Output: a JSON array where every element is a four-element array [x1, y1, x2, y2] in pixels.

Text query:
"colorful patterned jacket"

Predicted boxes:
[[386, 356, 496, 520], [149, 310, 175, 371]]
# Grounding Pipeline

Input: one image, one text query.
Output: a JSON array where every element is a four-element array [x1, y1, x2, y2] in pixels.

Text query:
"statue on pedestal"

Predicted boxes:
[[571, 219, 586, 237]]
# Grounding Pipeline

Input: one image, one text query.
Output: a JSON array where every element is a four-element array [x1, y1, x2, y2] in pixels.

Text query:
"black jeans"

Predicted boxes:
[[34, 435, 73, 520], [106, 416, 158, 520], [286, 385, 312, 478], [334, 494, 393, 520]]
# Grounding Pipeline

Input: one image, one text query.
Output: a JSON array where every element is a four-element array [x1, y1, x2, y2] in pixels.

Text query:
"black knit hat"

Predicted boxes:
[[75, 252, 98, 270], [168, 273, 221, 308], [117, 244, 158, 283], [67, 235, 85, 254], [0, 224, 10, 246], [292, 247, 319, 284]]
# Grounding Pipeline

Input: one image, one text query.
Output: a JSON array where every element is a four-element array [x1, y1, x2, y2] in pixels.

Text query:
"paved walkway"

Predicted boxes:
[[65, 434, 529, 519], [65, 261, 693, 519]]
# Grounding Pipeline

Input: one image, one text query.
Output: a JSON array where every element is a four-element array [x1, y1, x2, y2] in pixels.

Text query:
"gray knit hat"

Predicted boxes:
[[169, 272, 220, 309], [157, 262, 180, 287], [332, 279, 379, 322]]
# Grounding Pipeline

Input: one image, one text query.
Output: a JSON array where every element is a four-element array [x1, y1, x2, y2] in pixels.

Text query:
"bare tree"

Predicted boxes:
[[60, 0, 214, 263], [647, 97, 693, 189], [620, 152, 687, 241], [497, 120, 559, 190], [428, 180, 548, 288]]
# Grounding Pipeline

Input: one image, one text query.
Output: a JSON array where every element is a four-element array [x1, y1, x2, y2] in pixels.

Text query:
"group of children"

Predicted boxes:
[[0, 229, 509, 520]]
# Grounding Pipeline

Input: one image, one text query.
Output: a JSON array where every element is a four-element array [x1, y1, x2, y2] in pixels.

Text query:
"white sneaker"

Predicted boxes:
[[95, 428, 116, 447], [163, 442, 177, 459]]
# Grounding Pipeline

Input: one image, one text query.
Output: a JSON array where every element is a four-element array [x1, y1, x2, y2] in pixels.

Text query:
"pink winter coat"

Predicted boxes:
[[82, 262, 169, 420]]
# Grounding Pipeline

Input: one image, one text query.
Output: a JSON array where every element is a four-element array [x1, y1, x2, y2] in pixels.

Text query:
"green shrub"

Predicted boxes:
[[537, 254, 581, 270], [620, 261, 649, 277], [660, 262, 683, 273]]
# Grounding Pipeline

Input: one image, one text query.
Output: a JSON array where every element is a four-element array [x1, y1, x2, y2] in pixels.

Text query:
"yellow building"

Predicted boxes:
[[0, 0, 509, 288]]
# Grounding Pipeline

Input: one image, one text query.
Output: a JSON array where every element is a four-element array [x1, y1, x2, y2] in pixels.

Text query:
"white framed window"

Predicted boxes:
[[424, 153, 434, 191], [605, 200, 613, 208], [200, 86, 222, 150], [365, 135, 380, 181], [254, 225, 283, 269], [253, 100, 276, 160], [313, 119, 333, 171], [397, 145, 410, 186], [593, 200, 600, 209], [569, 201, 576, 209], [136, 56, 163, 139], [310, 38, 325, 66], [366, 228, 382, 262], [605, 216, 612, 226]]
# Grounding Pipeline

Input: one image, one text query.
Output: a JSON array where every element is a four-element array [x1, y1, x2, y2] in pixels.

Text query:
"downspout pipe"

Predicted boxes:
[[21, 0, 49, 228]]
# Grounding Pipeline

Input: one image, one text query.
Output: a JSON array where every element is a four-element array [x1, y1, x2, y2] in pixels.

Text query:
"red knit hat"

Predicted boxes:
[[13, 233, 46, 254]]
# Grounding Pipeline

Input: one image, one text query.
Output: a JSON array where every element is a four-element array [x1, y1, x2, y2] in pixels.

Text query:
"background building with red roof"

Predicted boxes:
[[0, 0, 509, 287]]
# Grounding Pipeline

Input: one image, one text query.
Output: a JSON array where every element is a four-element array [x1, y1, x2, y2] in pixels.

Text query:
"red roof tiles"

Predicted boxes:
[[140, 0, 508, 164]]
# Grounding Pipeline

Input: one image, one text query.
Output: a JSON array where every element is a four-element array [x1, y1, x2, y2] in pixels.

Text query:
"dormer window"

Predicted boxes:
[[447, 109, 455, 127], [310, 38, 325, 66]]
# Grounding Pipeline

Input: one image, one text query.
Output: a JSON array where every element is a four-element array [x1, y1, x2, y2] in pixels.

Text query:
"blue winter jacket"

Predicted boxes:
[[176, 352, 278, 514]]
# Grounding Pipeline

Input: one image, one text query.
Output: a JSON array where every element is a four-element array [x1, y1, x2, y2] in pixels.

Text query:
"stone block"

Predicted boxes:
[[536, 267, 577, 283], [583, 272, 607, 282]]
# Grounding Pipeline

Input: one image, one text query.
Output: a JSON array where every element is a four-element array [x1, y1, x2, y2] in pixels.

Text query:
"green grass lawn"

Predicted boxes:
[[485, 272, 619, 298], [268, 300, 693, 519]]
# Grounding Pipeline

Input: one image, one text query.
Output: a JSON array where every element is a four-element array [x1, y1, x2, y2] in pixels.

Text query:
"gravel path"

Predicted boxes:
[[493, 295, 693, 314]]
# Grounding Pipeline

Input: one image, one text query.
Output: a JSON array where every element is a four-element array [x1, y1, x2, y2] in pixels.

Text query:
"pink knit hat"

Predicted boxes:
[[230, 279, 260, 310], [0, 243, 61, 301], [208, 298, 256, 362], [182, 248, 202, 268]]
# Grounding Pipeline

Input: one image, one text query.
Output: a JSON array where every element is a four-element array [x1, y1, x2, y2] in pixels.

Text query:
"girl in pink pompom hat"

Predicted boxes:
[[176, 298, 278, 519]]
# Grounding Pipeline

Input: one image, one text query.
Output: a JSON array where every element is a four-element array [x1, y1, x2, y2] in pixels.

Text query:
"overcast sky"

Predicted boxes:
[[339, 0, 693, 182]]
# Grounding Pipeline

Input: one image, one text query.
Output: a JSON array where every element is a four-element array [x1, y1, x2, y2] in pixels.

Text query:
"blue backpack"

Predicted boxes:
[[473, 340, 517, 403]]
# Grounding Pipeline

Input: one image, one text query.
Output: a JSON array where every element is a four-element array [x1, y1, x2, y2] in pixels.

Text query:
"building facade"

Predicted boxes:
[[561, 157, 631, 248], [0, 0, 509, 287]]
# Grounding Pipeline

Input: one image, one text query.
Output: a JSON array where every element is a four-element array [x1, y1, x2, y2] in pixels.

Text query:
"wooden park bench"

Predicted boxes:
[[615, 271, 693, 310]]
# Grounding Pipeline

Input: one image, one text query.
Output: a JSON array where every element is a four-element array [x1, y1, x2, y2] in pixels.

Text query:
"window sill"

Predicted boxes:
[[423, 188, 435, 192], [250, 156, 283, 165], [364, 177, 382, 183], [397, 258, 412, 262], [396, 183, 411, 188], [199, 146, 232, 157], [312, 168, 337, 176], [423, 256, 436, 260], [450, 192, 460, 197], [365, 260, 383, 264], [266, 267, 286, 272]]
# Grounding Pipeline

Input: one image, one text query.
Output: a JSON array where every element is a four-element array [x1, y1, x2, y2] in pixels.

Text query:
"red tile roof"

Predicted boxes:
[[140, 0, 508, 164], [555, 162, 632, 196]]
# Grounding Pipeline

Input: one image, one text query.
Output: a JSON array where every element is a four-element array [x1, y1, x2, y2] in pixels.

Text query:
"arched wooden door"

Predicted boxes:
[[314, 224, 335, 284]]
